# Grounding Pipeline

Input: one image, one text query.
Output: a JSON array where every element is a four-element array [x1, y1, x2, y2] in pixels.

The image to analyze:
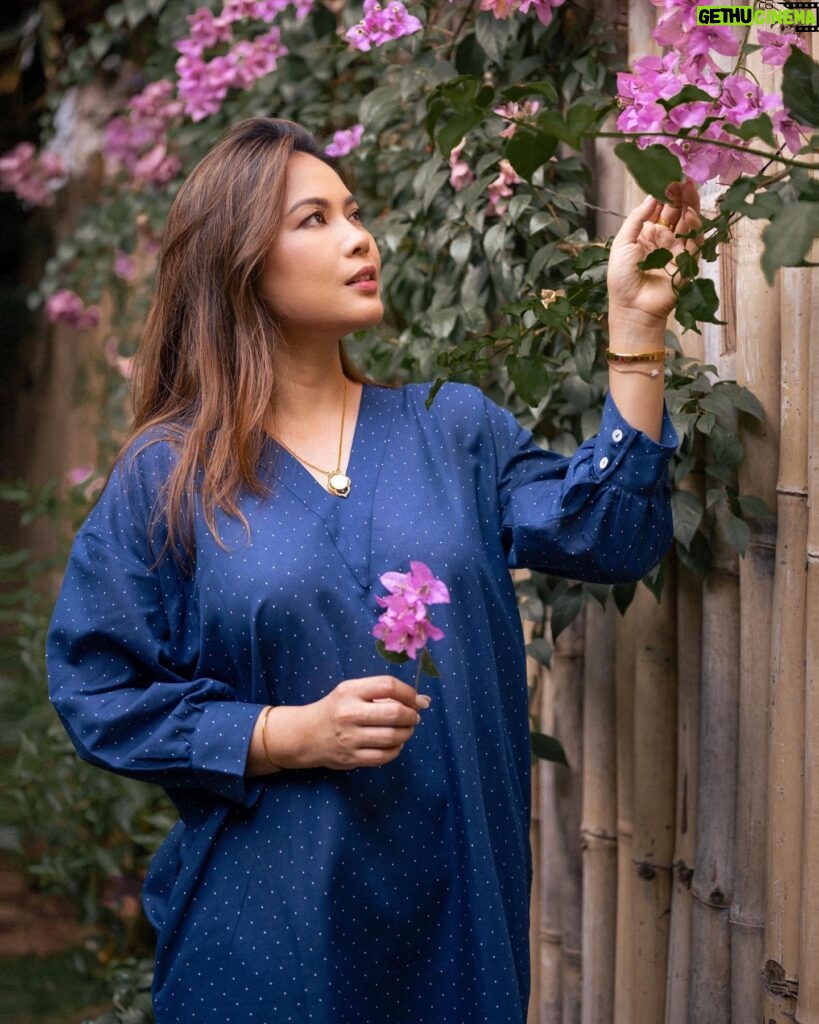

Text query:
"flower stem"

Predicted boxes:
[[414, 655, 423, 693]]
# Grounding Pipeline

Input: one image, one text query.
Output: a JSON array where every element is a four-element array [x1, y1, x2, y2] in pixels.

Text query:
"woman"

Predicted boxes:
[[47, 118, 699, 1023]]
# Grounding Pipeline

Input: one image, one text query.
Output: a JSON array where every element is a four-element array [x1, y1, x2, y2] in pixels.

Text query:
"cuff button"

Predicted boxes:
[[612, 428, 624, 443], [599, 456, 610, 470]]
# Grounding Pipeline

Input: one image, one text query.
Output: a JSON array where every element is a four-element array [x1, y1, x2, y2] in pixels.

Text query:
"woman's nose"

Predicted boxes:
[[342, 221, 371, 255]]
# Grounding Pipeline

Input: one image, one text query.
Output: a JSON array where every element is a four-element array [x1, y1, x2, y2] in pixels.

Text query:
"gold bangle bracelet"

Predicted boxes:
[[260, 704, 282, 771], [606, 349, 666, 364]]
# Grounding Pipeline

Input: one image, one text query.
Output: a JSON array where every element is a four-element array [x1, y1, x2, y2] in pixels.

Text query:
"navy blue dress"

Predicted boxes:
[[47, 381, 677, 1023]]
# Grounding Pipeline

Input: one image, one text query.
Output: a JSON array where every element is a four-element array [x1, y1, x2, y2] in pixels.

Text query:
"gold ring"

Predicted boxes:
[[657, 218, 673, 229]]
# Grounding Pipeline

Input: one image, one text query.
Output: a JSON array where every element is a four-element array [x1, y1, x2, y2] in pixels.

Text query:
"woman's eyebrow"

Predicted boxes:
[[286, 194, 357, 215]]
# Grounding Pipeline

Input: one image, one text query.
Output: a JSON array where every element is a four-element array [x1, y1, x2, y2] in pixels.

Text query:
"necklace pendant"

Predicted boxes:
[[328, 471, 352, 498]]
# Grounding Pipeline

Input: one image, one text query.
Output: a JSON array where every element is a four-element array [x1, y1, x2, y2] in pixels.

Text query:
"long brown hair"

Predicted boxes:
[[114, 118, 379, 575]]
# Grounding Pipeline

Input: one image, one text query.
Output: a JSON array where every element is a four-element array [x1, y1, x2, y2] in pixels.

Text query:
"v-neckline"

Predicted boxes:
[[264, 384, 394, 589], [268, 382, 369, 513]]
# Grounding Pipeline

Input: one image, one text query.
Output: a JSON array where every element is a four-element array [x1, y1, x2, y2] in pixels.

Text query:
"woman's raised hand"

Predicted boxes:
[[606, 179, 703, 326]]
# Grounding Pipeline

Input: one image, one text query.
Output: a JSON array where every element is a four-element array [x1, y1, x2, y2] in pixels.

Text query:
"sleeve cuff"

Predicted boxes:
[[590, 392, 678, 494], [189, 700, 267, 805]]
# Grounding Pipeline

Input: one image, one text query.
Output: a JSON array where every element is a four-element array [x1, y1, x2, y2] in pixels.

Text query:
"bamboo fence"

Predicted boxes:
[[527, 13, 818, 1024]]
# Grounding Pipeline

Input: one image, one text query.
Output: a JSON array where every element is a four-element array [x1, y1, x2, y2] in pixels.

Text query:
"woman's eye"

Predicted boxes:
[[351, 208, 363, 222], [302, 210, 326, 226]]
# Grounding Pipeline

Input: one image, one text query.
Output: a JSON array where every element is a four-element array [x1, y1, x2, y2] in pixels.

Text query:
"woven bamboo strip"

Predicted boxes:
[[630, 580, 677, 1023], [580, 601, 617, 1024]]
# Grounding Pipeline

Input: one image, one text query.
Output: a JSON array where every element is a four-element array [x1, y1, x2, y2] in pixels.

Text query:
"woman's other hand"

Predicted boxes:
[[247, 676, 430, 774], [607, 179, 703, 326]]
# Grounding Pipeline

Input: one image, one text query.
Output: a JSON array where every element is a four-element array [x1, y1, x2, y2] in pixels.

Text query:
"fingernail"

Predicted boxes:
[[418, 695, 432, 708]]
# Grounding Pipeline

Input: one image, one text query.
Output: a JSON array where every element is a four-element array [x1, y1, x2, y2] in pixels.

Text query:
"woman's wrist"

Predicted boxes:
[[607, 304, 667, 353], [246, 703, 316, 776]]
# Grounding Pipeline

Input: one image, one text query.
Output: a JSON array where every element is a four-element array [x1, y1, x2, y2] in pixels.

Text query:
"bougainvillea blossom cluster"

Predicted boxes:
[[616, 0, 809, 183], [104, 80, 184, 186], [487, 159, 523, 216], [45, 289, 101, 330], [0, 142, 65, 206], [324, 124, 365, 157], [345, 0, 423, 52], [372, 561, 450, 661], [480, 0, 566, 28]]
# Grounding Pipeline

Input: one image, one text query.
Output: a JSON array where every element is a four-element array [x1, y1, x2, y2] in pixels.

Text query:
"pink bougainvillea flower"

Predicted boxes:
[[0, 141, 65, 206], [45, 289, 101, 330], [372, 562, 449, 675], [324, 124, 365, 158], [448, 138, 474, 191], [113, 251, 137, 280], [757, 29, 807, 67], [486, 159, 522, 217], [345, 0, 423, 52]]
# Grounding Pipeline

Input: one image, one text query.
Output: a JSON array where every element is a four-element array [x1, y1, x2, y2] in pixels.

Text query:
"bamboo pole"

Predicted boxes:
[[731, 203, 781, 1021], [630, 577, 677, 1024], [664, 560, 701, 1024], [687, 544, 740, 1024], [552, 614, 585, 1024], [762, 271, 812, 1021], [613, 602, 636, 1024], [580, 600, 617, 1024], [539, 658, 563, 1024], [795, 235, 819, 1023]]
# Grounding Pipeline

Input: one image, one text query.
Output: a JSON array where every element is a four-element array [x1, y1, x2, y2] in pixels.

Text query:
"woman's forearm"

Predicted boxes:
[[606, 304, 667, 442]]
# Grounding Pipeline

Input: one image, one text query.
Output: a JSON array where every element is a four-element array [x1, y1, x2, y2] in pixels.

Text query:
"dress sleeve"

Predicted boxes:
[[46, 435, 265, 807], [482, 390, 679, 583]]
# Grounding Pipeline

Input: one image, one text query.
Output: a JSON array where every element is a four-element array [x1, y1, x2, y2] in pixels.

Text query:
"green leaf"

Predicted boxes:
[[723, 114, 776, 148], [710, 424, 743, 467], [506, 129, 558, 181], [501, 80, 558, 105], [714, 382, 764, 421], [550, 585, 585, 641], [671, 489, 703, 549], [782, 47, 819, 129], [525, 637, 552, 668], [375, 639, 409, 665], [676, 529, 713, 575], [420, 647, 441, 678], [612, 581, 636, 615], [614, 142, 684, 201], [660, 84, 717, 108], [484, 222, 507, 261], [675, 277, 725, 332], [450, 233, 472, 267], [360, 86, 400, 133], [761, 202, 819, 285], [506, 354, 551, 407], [737, 494, 773, 520], [638, 247, 673, 271], [724, 513, 751, 556], [531, 731, 569, 767]]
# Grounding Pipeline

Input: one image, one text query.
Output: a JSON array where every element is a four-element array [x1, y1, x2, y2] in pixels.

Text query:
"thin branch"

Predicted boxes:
[[591, 130, 818, 170]]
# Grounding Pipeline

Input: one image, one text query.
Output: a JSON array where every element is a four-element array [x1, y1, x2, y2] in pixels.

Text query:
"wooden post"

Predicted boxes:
[[539, 659, 563, 1024], [552, 615, 585, 1024], [630, 579, 677, 1023], [614, 604, 636, 1024], [581, 600, 617, 1024], [665, 561, 701, 1024], [731, 205, 780, 1021], [795, 235, 819, 1023], [762, 262, 812, 1021]]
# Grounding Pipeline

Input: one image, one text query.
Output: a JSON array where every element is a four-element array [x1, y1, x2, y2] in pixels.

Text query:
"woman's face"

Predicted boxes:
[[261, 151, 383, 345]]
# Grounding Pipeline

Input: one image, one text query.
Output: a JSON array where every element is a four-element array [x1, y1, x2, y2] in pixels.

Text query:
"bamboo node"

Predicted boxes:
[[762, 959, 799, 999], [673, 859, 694, 887], [636, 860, 656, 881]]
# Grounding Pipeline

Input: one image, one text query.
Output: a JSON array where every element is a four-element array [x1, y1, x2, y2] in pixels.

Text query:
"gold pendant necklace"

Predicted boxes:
[[273, 377, 352, 498]]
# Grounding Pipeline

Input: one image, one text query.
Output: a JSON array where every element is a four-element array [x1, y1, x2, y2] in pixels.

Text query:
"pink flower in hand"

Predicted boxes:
[[372, 561, 450, 684]]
